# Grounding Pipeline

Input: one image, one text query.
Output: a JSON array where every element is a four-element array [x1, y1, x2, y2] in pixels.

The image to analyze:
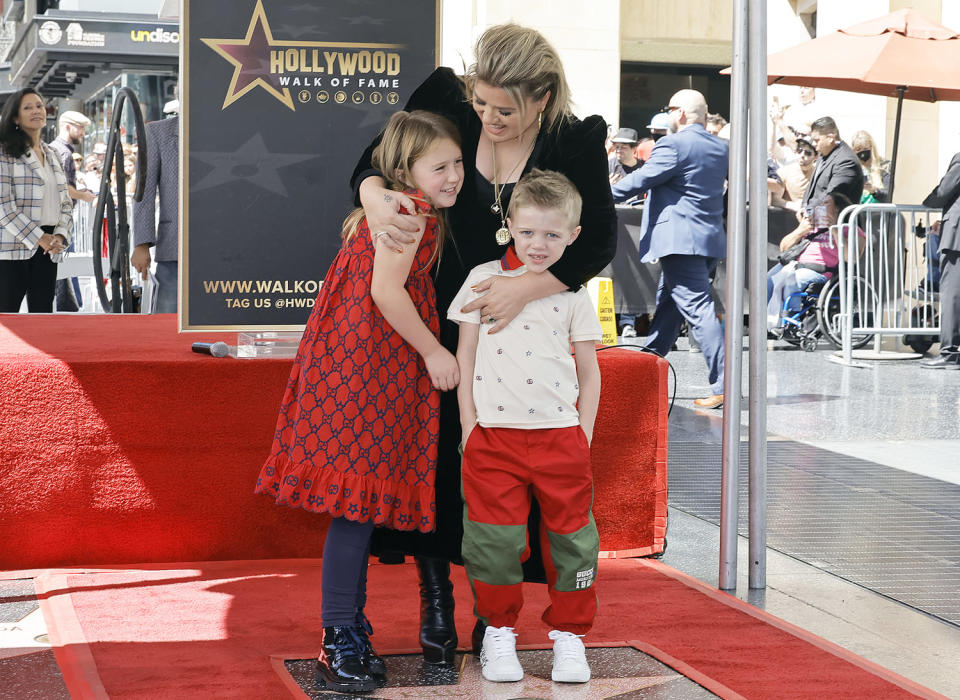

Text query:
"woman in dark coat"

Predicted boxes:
[[351, 23, 617, 664]]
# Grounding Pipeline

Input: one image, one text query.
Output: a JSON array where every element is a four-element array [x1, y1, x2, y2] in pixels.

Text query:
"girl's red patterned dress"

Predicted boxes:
[[256, 200, 440, 532]]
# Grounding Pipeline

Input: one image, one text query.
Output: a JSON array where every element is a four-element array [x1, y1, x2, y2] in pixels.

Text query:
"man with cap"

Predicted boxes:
[[50, 111, 96, 205], [608, 127, 643, 336], [638, 112, 671, 162], [49, 111, 96, 311], [774, 135, 816, 211], [609, 127, 642, 184]]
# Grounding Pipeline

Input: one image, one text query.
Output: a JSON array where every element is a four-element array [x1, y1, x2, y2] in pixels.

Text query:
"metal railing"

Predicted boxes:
[[71, 197, 135, 255], [72, 200, 96, 254], [835, 203, 942, 363]]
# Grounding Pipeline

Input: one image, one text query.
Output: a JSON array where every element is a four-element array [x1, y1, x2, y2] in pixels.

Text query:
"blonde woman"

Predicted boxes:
[[851, 130, 890, 203], [351, 23, 617, 665]]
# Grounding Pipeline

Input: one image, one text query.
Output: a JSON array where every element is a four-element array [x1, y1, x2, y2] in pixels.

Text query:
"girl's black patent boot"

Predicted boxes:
[[315, 626, 377, 693], [355, 611, 387, 686]]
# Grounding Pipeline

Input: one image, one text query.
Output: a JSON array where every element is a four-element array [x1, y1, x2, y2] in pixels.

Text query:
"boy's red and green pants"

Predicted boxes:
[[460, 424, 599, 634]]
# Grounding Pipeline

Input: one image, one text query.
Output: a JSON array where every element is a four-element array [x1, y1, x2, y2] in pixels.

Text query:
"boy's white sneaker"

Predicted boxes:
[[479, 626, 523, 682], [549, 630, 591, 683]]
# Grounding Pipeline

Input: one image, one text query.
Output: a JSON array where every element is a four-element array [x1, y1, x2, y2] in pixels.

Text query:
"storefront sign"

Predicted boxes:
[[7, 14, 181, 88], [33, 17, 179, 55], [182, 0, 438, 330]]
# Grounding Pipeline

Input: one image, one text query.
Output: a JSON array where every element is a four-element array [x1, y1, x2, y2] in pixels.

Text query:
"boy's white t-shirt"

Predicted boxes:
[[447, 254, 602, 430]]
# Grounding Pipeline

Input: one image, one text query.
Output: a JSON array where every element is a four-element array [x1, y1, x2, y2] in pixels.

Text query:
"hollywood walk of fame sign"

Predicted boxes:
[[182, 0, 438, 330]]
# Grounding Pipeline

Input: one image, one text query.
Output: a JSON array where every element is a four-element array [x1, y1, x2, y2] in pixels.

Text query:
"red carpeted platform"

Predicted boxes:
[[31, 557, 946, 699], [0, 314, 668, 569]]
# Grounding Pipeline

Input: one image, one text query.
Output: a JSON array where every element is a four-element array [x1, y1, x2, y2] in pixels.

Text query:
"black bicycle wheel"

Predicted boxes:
[[816, 276, 876, 350]]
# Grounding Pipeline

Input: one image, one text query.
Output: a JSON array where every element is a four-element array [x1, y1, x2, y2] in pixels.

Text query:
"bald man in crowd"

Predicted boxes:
[[610, 89, 729, 409]]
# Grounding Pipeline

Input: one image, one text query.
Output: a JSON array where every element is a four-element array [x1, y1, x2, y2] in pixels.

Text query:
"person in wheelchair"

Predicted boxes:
[[766, 191, 856, 336]]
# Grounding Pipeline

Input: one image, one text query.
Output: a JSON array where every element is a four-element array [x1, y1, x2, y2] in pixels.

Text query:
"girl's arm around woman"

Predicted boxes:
[[369, 215, 459, 391]]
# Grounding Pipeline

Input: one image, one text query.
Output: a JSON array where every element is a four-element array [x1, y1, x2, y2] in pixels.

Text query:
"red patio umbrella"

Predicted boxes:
[[731, 8, 960, 198]]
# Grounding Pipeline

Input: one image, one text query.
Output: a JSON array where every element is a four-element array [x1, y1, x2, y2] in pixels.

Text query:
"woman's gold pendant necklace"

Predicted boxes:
[[491, 139, 522, 246]]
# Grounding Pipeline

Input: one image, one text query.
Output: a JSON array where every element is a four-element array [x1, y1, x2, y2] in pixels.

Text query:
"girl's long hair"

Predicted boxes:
[[0, 88, 43, 159], [343, 110, 461, 268]]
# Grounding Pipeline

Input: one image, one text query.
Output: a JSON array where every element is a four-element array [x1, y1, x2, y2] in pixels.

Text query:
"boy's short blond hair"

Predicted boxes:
[[507, 169, 581, 229]]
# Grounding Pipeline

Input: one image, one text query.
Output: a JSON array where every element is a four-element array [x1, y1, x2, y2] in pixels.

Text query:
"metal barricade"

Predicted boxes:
[[60, 198, 138, 313], [835, 203, 942, 363], [72, 200, 95, 254]]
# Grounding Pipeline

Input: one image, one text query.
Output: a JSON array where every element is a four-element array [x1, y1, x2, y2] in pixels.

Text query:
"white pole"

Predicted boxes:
[[719, 0, 749, 591], [747, 0, 768, 590]]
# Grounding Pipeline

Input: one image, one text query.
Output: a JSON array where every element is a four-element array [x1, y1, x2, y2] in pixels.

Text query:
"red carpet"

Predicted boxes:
[[32, 558, 944, 699], [0, 314, 324, 568], [0, 315, 667, 569]]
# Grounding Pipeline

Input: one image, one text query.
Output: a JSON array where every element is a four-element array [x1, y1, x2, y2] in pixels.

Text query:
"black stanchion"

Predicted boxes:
[[92, 87, 147, 313]]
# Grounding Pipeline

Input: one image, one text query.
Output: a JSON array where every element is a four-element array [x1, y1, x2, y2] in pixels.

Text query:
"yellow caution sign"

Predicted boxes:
[[586, 277, 617, 345]]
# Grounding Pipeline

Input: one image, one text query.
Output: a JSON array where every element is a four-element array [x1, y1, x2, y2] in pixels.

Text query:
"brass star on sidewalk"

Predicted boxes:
[[373, 655, 683, 699], [200, 0, 294, 111]]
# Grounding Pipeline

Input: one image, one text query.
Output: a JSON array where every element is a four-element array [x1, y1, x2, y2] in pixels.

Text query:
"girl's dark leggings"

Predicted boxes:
[[320, 516, 375, 627]]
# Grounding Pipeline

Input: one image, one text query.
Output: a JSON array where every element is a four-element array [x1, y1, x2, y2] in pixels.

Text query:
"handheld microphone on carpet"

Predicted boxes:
[[191, 341, 230, 358]]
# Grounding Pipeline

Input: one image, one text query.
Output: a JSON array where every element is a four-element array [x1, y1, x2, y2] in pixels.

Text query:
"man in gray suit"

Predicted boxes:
[[611, 89, 729, 408], [132, 115, 179, 313], [921, 151, 960, 369]]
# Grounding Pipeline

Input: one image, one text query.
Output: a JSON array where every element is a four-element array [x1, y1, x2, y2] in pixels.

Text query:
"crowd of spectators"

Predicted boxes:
[[767, 87, 886, 207], [602, 85, 895, 351], [74, 140, 139, 197]]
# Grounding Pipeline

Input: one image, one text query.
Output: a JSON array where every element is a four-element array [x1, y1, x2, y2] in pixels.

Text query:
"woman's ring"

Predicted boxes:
[[374, 231, 387, 241], [487, 315, 496, 323]]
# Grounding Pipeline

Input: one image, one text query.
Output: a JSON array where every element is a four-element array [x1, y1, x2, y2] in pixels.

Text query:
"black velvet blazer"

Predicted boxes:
[[351, 68, 617, 351]]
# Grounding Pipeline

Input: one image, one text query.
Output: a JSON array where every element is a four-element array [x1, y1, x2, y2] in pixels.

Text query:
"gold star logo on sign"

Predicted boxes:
[[200, 0, 403, 112]]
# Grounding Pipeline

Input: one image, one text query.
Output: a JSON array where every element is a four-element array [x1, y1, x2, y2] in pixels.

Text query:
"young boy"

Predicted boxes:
[[447, 170, 602, 684]]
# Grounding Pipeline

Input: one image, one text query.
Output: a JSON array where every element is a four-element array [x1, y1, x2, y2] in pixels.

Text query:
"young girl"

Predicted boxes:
[[255, 110, 463, 693]]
